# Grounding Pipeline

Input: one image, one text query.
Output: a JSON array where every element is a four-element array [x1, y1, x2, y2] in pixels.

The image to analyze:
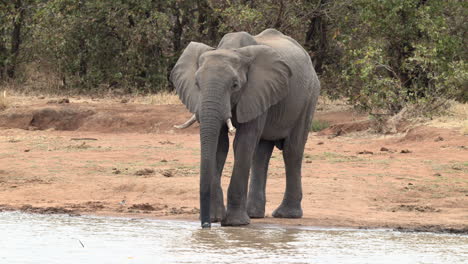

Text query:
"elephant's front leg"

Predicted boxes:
[[221, 118, 265, 226], [211, 126, 229, 222], [247, 140, 274, 218]]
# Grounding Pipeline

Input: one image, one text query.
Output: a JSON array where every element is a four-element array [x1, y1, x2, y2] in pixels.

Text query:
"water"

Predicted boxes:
[[0, 212, 466, 264]]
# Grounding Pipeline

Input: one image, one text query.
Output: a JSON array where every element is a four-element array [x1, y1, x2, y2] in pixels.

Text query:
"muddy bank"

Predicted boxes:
[[1, 204, 467, 234], [0, 101, 369, 134], [393, 225, 468, 235], [0, 103, 199, 133]]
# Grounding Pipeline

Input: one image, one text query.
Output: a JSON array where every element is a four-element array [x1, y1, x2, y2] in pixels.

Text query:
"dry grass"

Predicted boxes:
[[316, 97, 354, 112], [0, 90, 9, 111], [0, 63, 64, 96], [425, 101, 468, 134], [133, 92, 181, 105]]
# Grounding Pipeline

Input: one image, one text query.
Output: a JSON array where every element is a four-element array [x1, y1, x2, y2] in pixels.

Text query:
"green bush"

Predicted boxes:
[[331, 0, 467, 115], [32, 0, 172, 92], [310, 120, 330, 132]]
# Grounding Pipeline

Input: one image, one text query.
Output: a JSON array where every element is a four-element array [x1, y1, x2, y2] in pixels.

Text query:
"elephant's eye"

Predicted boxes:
[[232, 80, 239, 90]]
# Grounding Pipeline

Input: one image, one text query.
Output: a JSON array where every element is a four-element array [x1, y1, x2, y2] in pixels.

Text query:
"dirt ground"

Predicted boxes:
[[0, 96, 467, 233]]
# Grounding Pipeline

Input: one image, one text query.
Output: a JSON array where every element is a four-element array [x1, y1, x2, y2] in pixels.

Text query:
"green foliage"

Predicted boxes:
[[0, 0, 466, 114], [32, 0, 172, 92], [332, 0, 467, 114], [310, 120, 330, 132], [0, 0, 36, 80], [217, 4, 265, 33]]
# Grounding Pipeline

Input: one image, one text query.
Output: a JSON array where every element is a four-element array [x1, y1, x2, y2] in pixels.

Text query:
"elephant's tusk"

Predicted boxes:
[[174, 114, 197, 129], [226, 118, 236, 135]]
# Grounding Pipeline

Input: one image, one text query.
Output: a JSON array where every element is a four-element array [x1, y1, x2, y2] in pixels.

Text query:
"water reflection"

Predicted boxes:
[[191, 225, 300, 251]]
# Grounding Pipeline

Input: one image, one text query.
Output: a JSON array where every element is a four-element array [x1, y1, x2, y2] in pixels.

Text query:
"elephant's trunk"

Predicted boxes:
[[199, 83, 227, 228]]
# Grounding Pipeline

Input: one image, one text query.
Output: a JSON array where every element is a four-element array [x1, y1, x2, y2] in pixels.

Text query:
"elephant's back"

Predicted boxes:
[[254, 29, 314, 82], [254, 29, 319, 138]]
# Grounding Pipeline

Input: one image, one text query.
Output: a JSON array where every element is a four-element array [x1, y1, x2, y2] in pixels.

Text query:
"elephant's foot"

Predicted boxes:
[[221, 208, 250, 226], [247, 199, 265, 218], [210, 185, 225, 222], [210, 203, 225, 223], [272, 203, 303, 218]]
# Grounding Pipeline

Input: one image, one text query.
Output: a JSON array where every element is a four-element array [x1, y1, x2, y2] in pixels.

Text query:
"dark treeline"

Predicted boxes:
[[0, 0, 466, 114]]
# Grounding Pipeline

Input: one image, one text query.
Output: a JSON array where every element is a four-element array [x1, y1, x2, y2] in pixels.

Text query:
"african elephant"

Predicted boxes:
[[171, 29, 320, 228]]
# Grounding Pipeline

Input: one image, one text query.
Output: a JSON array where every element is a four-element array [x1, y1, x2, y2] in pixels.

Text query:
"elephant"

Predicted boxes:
[[170, 29, 320, 228]]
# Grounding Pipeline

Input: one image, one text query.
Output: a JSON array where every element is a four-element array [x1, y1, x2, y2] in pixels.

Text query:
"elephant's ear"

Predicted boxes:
[[235, 45, 292, 123], [170, 42, 214, 113]]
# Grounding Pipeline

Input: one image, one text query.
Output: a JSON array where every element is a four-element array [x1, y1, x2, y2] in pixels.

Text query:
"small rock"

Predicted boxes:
[[380, 147, 390, 152], [135, 168, 154, 176], [408, 183, 413, 186], [451, 165, 462, 171], [305, 160, 312, 163], [159, 140, 174, 145], [24, 149, 30, 152], [113, 170, 121, 174], [400, 149, 412, 154], [38, 96, 45, 99], [317, 142, 324, 145], [162, 170, 173, 177], [433, 173, 441, 177], [58, 98, 69, 104], [160, 159, 167, 163], [120, 98, 129, 104], [358, 150, 373, 155], [128, 203, 155, 211], [434, 136, 444, 142]]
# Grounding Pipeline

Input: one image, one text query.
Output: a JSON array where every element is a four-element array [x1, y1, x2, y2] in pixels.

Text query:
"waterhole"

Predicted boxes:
[[0, 212, 466, 264]]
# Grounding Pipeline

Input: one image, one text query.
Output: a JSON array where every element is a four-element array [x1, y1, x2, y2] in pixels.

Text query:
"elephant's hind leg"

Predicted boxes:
[[272, 105, 314, 218], [247, 140, 274, 218], [272, 141, 304, 218]]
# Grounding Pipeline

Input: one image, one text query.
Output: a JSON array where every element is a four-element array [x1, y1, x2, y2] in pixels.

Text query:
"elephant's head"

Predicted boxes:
[[170, 42, 291, 227]]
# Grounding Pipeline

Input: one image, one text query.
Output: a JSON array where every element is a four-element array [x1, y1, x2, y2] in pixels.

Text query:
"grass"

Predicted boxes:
[[310, 120, 330, 132], [315, 97, 353, 112], [139, 91, 181, 105], [424, 101, 468, 133], [310, 152, 366, 163], [0, 90, 9, 111], [431, 161, 468, 174]]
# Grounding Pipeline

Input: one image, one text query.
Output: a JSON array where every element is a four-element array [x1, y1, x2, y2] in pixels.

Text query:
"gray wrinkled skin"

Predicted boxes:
[[171, 29, 320, 227]]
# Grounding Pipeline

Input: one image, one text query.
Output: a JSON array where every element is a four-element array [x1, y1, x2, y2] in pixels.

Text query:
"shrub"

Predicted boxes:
[[310, 120, 330, 132]]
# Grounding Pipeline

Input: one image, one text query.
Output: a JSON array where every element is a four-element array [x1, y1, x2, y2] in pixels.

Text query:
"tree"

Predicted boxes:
[[334, 0, 467, 113], [0, 0, 35, 80]]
